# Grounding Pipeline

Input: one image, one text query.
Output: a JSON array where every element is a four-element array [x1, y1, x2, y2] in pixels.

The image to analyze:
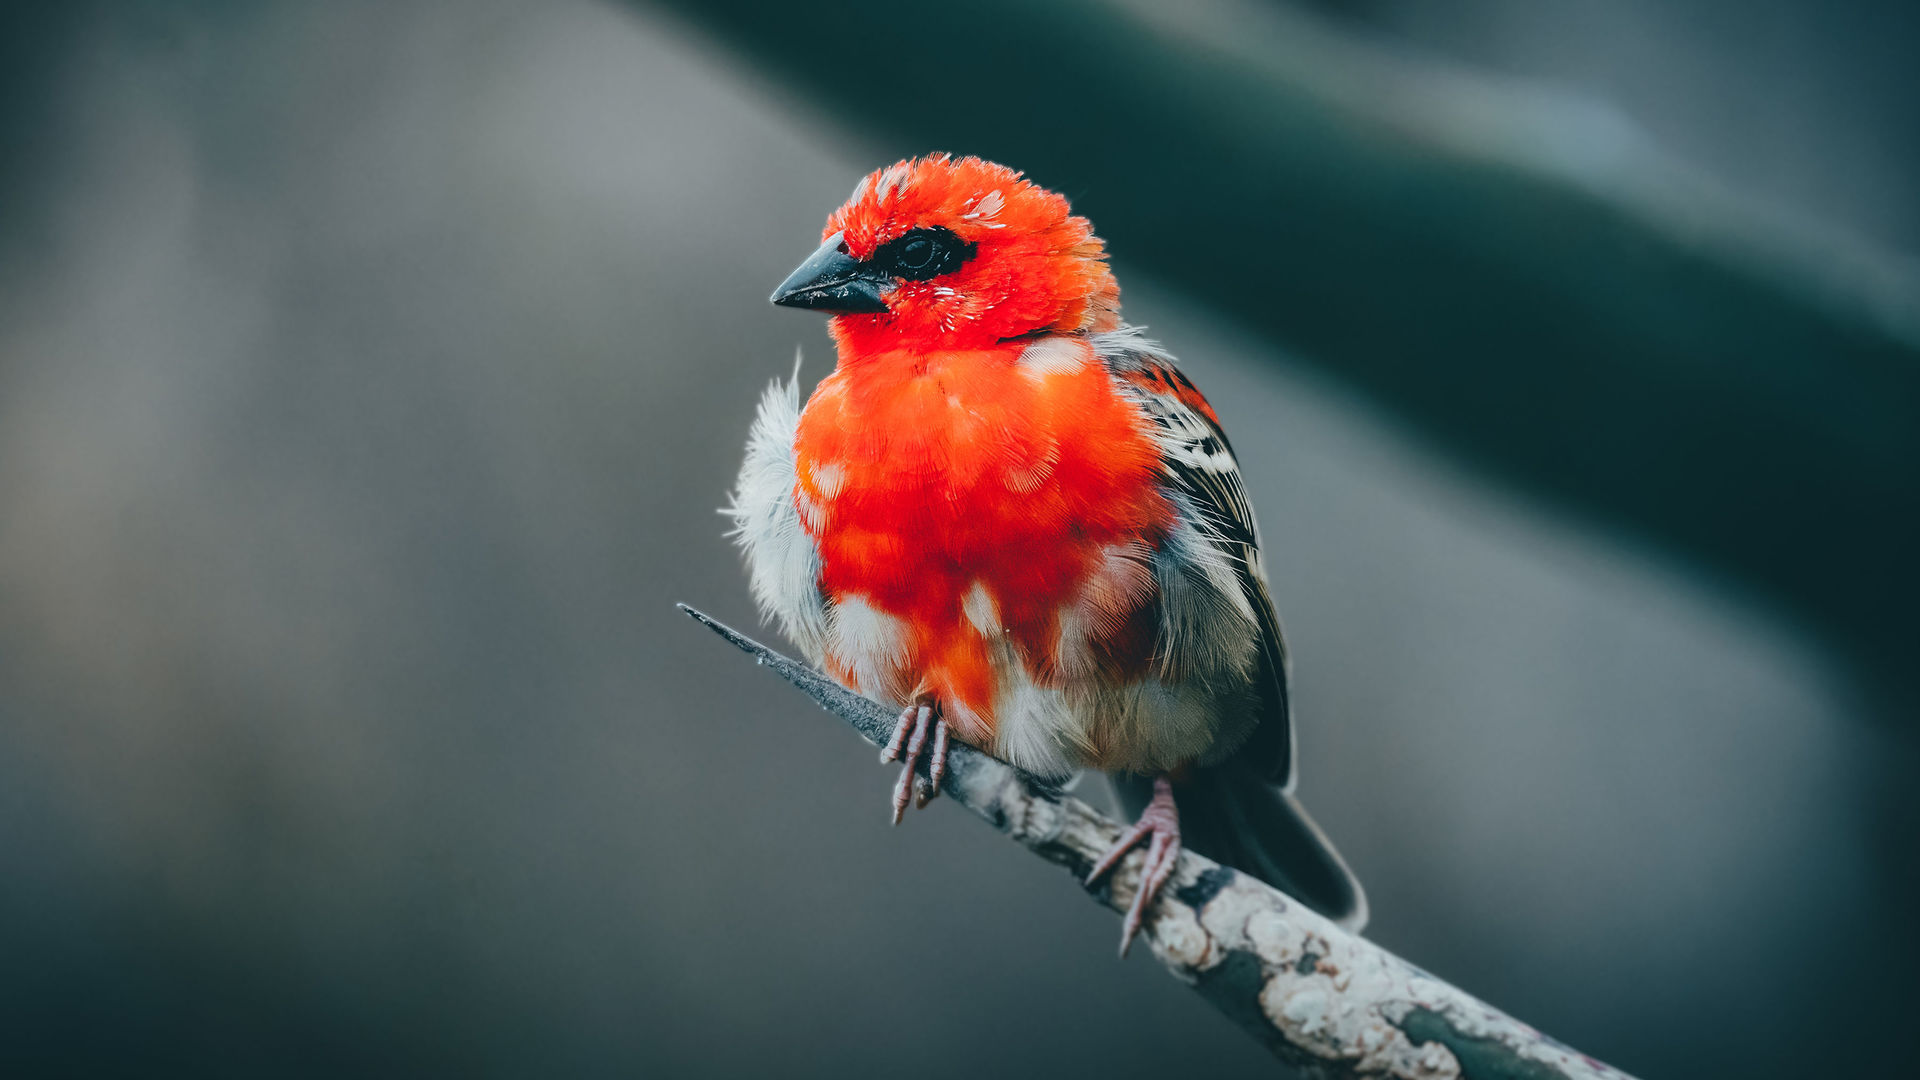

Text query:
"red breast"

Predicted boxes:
[[792, 336, 1171, 749]]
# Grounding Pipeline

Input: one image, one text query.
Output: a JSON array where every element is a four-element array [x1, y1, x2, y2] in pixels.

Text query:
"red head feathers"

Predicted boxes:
[[772, 155, 1121, 355]]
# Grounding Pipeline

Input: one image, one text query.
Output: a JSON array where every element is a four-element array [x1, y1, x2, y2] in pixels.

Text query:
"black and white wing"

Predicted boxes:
[[1095, 328, 1297, 789]]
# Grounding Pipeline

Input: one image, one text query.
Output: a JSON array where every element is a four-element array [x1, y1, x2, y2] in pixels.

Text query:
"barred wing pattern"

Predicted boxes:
[[1094, 328, 1297, 788]]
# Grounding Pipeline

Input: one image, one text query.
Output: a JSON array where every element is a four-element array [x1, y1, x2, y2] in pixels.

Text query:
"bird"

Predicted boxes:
[[729, 154, 1365, 954]]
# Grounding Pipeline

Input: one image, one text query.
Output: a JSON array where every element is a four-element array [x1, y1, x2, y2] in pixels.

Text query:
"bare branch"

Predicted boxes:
[[682, 604, 1638, 1080]]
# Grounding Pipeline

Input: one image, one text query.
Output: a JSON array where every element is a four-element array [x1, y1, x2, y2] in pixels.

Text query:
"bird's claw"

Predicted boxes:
[[881, 703, 949, 824], [1085, 775, 1182, 957]]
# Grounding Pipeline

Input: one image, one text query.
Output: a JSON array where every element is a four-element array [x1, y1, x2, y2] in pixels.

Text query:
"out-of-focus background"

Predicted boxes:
[[2, 1, 1915, 1077]]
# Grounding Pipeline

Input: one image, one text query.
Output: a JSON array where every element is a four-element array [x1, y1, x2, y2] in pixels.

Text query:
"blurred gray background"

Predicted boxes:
[[1, 1, 1914, 1077]]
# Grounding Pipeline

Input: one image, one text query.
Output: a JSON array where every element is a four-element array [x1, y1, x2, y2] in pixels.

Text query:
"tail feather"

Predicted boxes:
[[1110, 759, 1367, 933]]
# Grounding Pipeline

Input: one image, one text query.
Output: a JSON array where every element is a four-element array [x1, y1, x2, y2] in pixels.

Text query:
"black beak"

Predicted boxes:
[[770, 232, 890, 314]]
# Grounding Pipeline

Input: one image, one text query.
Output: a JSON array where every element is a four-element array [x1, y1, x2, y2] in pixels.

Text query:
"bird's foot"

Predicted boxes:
[[1086, 774, 1182, 957], [879, 701, 949, 825]]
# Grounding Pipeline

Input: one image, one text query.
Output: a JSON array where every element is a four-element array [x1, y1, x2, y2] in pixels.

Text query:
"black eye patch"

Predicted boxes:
[[872, 226, 975, 282]]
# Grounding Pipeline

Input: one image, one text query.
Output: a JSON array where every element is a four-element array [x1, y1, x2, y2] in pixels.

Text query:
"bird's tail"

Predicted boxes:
[[1110, 759, 1368, 933]]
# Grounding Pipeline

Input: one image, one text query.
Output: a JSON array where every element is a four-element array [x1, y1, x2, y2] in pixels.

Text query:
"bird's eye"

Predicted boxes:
[[877, 227, 975, 282], [898, 237, 933, 270]]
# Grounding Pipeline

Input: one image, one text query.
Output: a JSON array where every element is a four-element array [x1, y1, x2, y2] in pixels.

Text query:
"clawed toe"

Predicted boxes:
[[882, 703, 948, 824], [1085, 775, 1182, 957]]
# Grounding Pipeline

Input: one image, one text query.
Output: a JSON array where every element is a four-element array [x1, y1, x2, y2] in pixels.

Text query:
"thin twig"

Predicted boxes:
[[681, 603, 1637, 1080]]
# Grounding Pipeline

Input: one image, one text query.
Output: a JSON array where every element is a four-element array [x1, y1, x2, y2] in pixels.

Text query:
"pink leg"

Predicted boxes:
[[1085, 775, 1182, 957], [880, 702, 950, 825]]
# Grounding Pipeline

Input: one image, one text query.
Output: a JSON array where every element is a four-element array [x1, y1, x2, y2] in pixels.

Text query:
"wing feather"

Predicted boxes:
[[1094, 328, 1297, 788]]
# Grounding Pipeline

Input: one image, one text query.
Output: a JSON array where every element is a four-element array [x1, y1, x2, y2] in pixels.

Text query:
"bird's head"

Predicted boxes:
[[771, 155, 1120, 354]]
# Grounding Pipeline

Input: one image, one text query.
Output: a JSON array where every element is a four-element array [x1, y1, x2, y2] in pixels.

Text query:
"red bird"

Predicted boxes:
[[731, 155, 1365, 952]]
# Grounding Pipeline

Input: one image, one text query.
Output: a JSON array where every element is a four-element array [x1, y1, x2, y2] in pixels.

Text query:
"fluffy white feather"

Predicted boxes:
[[725, 355, 830, 664]]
